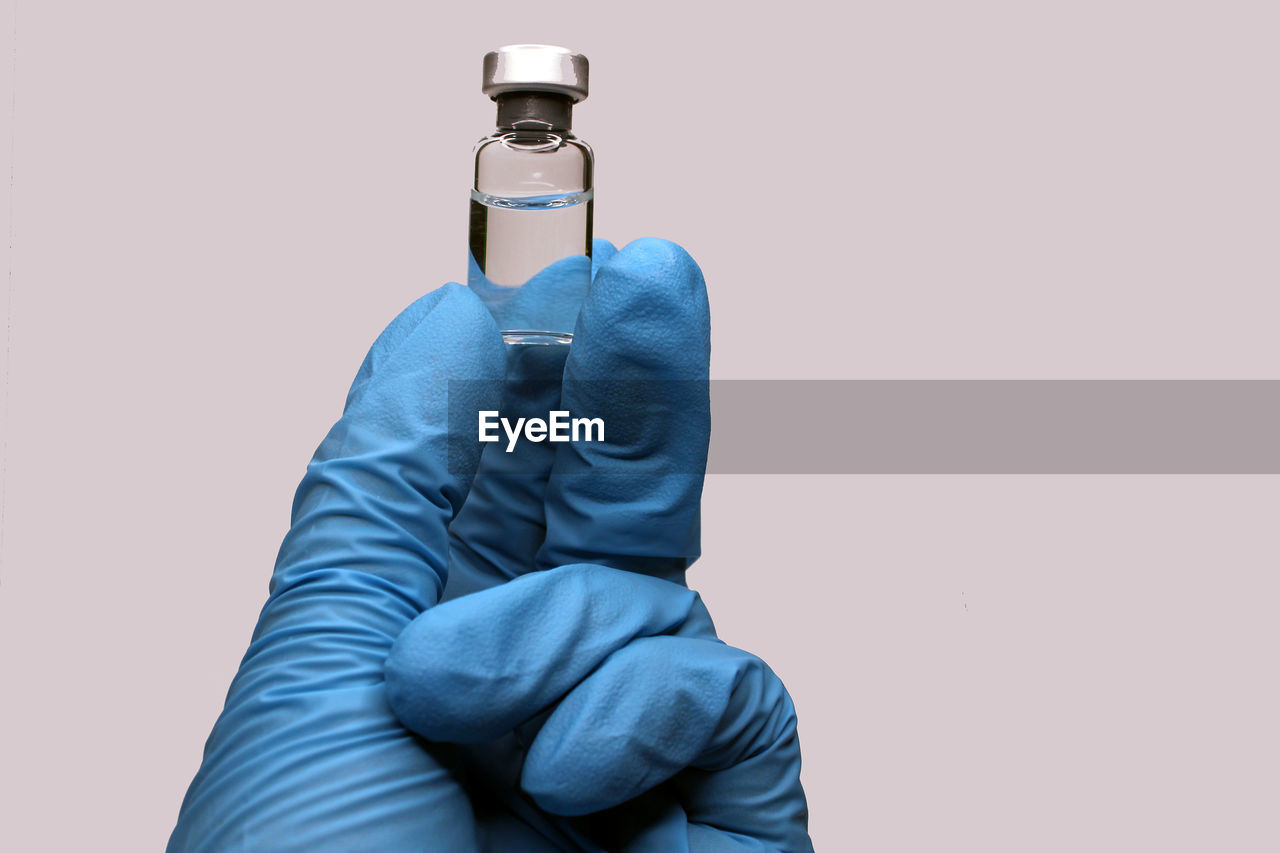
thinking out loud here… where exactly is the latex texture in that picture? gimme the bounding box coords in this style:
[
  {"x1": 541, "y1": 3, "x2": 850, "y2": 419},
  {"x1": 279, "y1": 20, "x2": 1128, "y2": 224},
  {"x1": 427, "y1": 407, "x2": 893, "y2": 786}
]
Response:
[{"x1": 168, "y1": 239, "x2": 813, "y2": 852}]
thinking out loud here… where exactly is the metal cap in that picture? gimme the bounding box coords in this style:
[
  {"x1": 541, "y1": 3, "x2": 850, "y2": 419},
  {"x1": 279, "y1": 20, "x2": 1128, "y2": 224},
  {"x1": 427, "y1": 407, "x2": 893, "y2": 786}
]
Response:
[{"x1": 482, "y1": 45, "x2": 589, "y2": 103}]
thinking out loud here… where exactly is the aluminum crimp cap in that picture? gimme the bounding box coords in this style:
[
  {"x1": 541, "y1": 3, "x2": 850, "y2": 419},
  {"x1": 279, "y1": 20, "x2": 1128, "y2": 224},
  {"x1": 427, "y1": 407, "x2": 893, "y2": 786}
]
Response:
[{"x1": 482, "y1": 44, "x2": 589, "y2": 103}]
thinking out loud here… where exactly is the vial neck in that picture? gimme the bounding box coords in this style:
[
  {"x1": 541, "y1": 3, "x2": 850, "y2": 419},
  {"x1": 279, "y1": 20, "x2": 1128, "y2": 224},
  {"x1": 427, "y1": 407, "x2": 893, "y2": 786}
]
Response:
[{"x1": 495, "y1": 92, "x2": 573, "y2": 131}]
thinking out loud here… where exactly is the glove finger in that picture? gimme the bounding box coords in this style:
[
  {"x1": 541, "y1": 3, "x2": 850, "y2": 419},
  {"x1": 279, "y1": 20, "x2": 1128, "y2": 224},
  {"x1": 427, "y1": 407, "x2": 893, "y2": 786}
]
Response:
[
  {"x1": 446, "y1": 240, "x2": 619, "y2": 599},
  {"x1": 267, "y1": 282, "x2": 505, "y2": 623},
  {"x1": 344, "y1": 286, "x2": 457, "y2": 413},
  {"x1": 590, "y1": 237, "x2": 620, "y2": 275},
  {"x1": 536, "y1": 238, "x2": 711, "y2": 582},
  {"x1": 172, "y1": 283, "x2": 505, "y2": 851},
  {"x1": 385, "y1": 563, "x2": 715, "y2": 744},
  {"x1": 524, "y1": 636, "x2": 812, "y2": 851}
]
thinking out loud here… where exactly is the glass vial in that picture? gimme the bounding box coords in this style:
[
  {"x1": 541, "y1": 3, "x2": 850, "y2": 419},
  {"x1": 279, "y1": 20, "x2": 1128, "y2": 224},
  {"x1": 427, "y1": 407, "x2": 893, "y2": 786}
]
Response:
[{"x1": 468, "y1": 45, "x2": 594, "y2": 346}]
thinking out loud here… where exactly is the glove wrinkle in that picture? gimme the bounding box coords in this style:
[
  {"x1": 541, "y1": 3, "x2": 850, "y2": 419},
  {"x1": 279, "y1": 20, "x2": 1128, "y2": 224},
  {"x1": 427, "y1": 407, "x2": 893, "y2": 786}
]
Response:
[{"x1": 169, "y1": 284, "x2": 504, "y2": 852}]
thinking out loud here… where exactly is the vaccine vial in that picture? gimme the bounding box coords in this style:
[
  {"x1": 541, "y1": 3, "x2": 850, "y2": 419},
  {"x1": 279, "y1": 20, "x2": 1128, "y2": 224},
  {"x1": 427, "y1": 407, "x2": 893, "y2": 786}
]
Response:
[{"x1": 468, "y1": 45, "x2": 594, "y2": 346}]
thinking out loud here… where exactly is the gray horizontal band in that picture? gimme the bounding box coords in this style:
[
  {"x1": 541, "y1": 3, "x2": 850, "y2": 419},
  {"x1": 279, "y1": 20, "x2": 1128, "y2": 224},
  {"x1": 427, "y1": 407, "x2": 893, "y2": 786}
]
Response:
[
  {"x1": 707, "y1": 380, "x2": 1280, "y2": 474},
  {"x1": 448, "y1": 380, "x2": 1280, "y2": 474}
]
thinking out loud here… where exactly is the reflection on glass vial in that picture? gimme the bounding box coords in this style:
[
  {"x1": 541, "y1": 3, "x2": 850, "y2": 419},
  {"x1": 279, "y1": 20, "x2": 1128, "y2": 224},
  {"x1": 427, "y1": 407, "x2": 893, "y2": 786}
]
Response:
[{"x1": 467, "y1": 46, "x2": 593, "y2": 346}]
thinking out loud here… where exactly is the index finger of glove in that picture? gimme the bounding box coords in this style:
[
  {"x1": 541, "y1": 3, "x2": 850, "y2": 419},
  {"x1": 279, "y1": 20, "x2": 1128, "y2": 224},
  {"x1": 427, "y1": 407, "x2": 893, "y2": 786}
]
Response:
[{"x1": 535, "y1": 238, "x2": 711, "y2": 582}]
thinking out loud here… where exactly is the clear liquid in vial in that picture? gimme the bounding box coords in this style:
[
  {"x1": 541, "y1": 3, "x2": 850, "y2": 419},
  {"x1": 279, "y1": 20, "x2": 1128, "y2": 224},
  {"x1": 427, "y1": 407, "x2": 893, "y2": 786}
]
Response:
[{"x1": 468, "y1": 189, "x2": 593, "y2": 346}]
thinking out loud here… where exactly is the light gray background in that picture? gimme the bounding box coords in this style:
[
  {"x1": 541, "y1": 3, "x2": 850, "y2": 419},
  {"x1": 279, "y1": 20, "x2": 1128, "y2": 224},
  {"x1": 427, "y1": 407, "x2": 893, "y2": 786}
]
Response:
[{"x1": 1, "y1": 1, "x2": 1277, "y2": 850}]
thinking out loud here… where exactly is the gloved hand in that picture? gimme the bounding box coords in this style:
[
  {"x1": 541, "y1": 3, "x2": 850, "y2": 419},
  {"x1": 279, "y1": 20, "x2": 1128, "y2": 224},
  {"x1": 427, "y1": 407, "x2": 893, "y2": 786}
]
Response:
[{"x1": 169, "y1": 239, "x2": 812, "y2": 852}]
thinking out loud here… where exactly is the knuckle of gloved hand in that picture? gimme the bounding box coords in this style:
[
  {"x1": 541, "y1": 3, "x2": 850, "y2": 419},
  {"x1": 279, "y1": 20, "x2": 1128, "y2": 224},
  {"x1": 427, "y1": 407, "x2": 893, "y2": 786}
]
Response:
[{"x1": 696, "y1": 649, "x2": 801, "y2": 771}]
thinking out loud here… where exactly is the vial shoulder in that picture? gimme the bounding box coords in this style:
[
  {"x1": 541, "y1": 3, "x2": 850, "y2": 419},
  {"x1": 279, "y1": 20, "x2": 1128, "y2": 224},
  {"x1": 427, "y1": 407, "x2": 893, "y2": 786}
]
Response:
[
  {"x1": 474, "y1": 131, "x2": 593, "y2": 195},
  {"x1": 473, "y1": 131, "x2": 592, "y2": 158}
]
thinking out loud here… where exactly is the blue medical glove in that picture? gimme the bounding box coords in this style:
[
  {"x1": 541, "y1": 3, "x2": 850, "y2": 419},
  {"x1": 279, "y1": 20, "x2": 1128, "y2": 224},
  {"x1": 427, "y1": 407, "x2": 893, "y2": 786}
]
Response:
[
  {"x1": 395, "y1": 239, "x2": 811, "y2": 851},
  {"x1": 169, "y1": 239, "x2": 812, "y2": 852}
]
